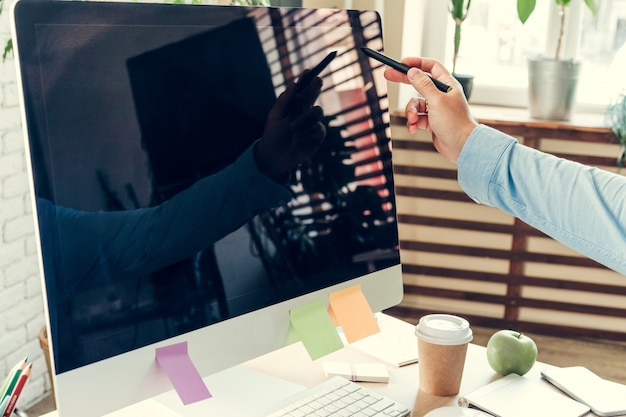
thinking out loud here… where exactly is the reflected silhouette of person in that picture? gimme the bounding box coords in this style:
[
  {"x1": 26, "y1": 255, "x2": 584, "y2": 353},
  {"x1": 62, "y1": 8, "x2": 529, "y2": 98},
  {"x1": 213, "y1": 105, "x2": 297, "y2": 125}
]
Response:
[{"x1": 38, "y1": 74, "x2": 326, "y2": 372}]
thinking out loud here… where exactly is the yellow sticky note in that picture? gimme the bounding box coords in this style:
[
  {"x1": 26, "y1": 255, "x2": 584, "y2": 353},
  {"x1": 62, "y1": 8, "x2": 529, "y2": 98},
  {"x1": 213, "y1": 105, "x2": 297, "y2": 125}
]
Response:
[{"x1": 328, "y1": 284, "x2": 379, "y2": 343}]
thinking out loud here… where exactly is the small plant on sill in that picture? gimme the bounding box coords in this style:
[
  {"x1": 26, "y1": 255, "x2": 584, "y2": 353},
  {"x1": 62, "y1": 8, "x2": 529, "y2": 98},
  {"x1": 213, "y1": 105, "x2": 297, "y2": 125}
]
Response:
[
  {"x1": 448, "y1": 0, "x2": 474, "y2": 99},
  {"x1": 449, "y1": 0, "x2": 471, "y2": 75},
  {"x1": 606, "y1": 91, "x2": 626, "y2": 171}
]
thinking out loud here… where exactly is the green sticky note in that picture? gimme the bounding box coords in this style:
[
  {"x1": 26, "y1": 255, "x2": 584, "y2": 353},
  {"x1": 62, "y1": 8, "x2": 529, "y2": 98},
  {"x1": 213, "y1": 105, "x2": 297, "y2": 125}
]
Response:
[
  {"x1": 289, "y1": 299, "x2": 344, "y2": 360},
  {"x1": 284, "y1": 322, "x2": 301, "y2": 346}
]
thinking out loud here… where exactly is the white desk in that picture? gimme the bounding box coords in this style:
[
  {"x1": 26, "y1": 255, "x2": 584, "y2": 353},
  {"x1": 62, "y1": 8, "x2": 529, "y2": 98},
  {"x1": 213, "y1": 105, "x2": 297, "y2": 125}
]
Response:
[{"x1": 40, "y1": 315, "x2": 590, "y2": 417}]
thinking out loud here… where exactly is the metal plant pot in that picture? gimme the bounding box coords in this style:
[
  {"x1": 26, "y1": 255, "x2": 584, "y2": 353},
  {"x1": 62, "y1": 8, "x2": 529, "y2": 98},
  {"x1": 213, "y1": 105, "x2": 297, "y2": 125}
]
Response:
[
  {"x1": 527, "y1": 58, "x2": 581, "y2": 121},
  {"x1": 453, "y1": 73, "x2": 474, "y2": 100}
]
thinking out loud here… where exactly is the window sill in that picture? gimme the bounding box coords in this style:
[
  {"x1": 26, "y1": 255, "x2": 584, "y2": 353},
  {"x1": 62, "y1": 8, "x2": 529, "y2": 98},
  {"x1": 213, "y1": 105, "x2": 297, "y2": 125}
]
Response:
[
  {"x1": 469, "y1": 104, "x2": 610, "y2": 132},
  {"x1": 391, "y1": 104, "x2": 612, "y2": 134}
]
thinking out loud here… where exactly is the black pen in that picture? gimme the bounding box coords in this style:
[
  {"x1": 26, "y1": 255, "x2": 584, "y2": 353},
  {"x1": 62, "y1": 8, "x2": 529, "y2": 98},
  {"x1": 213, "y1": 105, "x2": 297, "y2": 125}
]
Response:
[
  {"x1": 296, "y1": 50, "x2": 337, "y2": 91},
  {"x1": 360, "y1": 47, "x2": 451, "y2": 93}
]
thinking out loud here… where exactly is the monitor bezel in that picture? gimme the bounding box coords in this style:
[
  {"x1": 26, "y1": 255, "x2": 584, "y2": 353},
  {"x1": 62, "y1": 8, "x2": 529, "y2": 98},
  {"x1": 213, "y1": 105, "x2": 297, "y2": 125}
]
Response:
[{"x1": 10, "y1": 1, "x2": 404, "y2": 416}]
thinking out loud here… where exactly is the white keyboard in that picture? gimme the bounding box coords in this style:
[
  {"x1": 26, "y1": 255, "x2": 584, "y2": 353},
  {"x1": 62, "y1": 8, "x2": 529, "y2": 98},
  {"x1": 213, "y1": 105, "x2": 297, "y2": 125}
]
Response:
[{"x1": 260, "y1": 376, "x2": 411, "y2": 417}]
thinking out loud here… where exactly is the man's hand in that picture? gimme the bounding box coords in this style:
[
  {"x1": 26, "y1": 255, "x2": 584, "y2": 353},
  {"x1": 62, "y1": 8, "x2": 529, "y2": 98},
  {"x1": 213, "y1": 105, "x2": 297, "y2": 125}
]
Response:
[{"x1": 384, "y1": 57, "x2": 477, "y2": 163}]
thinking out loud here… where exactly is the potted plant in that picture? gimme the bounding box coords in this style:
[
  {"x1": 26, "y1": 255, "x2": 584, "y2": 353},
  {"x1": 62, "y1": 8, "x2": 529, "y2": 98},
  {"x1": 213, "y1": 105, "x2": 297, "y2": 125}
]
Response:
[
  {"x1": 517, "y1": 0, "x2": 598, "y2": 120},
  {"x1": 1, "y1": 0, "x2": 12, "y2": 62},
  {"x1": 605, "y1": 91, "x2": 626, "y2": 171},
  {"x1": 449, "y1": 0, "x2": 473, "y2": 99}
]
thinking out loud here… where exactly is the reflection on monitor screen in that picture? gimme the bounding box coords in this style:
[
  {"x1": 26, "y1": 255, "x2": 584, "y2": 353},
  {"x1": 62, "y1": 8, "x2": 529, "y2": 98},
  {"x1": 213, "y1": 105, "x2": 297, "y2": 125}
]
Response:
[{"x1": 12, "y1": 1, "x2": 403, "y2": 416}]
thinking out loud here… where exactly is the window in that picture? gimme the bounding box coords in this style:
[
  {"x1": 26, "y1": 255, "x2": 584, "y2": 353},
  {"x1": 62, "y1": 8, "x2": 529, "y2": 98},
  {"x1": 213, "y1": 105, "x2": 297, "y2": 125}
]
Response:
[
  {"x1": 422, "y1": 0, "x2": 626, "y2": 112},
  {"x1": 579, "y1": 0, "x2": 626, "y2": 107}
]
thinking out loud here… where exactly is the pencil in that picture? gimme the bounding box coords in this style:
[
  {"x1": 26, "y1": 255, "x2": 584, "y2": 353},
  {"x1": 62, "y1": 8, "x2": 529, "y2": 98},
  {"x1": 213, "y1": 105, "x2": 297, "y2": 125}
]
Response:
[
  {"x1": 1, "y1": 363, "x2": 32, "y2": 417},
  {"x1": 296, "y1": 51, "x2": 337, "y2": 91},
  {"x1": 360, "y1": 47, "x2": 451, "y2": 93}
]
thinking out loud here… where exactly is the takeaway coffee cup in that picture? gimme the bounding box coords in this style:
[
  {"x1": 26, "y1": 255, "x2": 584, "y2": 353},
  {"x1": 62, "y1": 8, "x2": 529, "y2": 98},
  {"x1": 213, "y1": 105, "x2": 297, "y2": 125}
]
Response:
[{"x1": 415, "y1": 314, "x2": 473, "y2": 396}]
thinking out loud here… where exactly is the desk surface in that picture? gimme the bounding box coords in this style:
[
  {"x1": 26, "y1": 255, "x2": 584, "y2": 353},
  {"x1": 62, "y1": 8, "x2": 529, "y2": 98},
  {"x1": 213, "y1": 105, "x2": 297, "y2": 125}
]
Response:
[
  {"x1": 40, "y1": 315, "x2": 592, "y2": 417},
  {"x1": 244, "y1": 338, "x2": 558, "y2": 417}
]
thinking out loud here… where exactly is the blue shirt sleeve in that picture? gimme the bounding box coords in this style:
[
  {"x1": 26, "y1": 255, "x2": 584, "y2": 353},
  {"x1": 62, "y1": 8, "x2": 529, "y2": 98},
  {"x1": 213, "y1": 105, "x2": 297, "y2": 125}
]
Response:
[
  {"x1": 38, "y1": 142, "x2": 294, "y2": 372},
  {"x1": 457, "y1": 124, "x2": 626, "y2": 275},
  {"x1": 39, "y1": 142, "x2": 293, "y2": 289}
]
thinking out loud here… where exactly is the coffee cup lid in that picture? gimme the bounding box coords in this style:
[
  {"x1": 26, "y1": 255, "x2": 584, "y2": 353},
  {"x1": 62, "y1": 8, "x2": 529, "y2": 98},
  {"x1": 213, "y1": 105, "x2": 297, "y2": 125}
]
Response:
[{"x1": 415, "y1": 314, "x2": 473, "y2": 345}]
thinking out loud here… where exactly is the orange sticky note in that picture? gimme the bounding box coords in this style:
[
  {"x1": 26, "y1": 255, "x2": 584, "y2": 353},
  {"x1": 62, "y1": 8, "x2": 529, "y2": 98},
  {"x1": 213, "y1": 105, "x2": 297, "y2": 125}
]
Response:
[{"x1": 328, "y1": 284, "x2": 379, "y2": 343}]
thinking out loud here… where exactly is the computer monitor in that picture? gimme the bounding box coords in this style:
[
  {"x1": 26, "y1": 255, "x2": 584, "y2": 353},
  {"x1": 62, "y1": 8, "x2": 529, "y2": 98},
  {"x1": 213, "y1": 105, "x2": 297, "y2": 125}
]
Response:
[{"x1": 11, "y1": 1, "x2": 403, "y2": 416}]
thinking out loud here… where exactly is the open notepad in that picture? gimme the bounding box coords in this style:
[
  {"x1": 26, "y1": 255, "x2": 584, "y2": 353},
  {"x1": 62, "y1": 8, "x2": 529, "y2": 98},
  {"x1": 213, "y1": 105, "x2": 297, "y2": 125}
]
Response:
[
  {"x1": 344, "y1": 313, "x2": 419, "y2": 367},
  {"x1": 458, "y1": 373, "x2": 590, "y2": 417}
]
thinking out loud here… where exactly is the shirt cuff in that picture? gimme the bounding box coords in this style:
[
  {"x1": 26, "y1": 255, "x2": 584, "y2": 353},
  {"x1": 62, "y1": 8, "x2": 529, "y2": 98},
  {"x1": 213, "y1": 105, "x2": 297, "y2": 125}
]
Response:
[
  {"x1": 457, "y1": 124, "x2": 518, "y2": 206},
  {"x1": 231, "y1": 141, "x2": 294, "y2": 207}
]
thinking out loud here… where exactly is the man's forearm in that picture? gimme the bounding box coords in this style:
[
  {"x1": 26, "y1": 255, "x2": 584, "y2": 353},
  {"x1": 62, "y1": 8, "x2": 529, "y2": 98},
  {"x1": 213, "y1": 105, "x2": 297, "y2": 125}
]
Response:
[{"x1": 457, "y1": 124, "x2": 626, "y2": 275}]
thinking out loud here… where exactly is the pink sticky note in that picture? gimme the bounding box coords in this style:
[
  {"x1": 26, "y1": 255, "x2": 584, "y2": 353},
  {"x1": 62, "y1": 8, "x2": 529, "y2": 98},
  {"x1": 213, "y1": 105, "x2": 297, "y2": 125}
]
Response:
[{"x1": 155, "y1": 341, "x2": 211, "y2": 404}]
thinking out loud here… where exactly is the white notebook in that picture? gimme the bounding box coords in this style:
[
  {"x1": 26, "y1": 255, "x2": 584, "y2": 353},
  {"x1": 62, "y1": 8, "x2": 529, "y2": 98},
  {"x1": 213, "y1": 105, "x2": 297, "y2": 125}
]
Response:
[
  {"x1": 542, "y1": 366, "x2": 626, "y2": 417},
  {"x1": 323, "y1": 361, "x2": 390, "y2": 383},
  {"x1": 346, "y1": 313, "x2": 418, "y2": 367},
  {"x1": 458, "y1": 373, "x2": 590, "y2": 417}
]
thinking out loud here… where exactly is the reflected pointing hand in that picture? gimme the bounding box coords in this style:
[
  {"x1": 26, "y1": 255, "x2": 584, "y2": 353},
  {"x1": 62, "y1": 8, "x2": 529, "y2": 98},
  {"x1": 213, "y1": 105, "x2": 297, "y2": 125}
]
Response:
[{"x1": 255, "y1": 71, "x2": 326, "y2": 181}]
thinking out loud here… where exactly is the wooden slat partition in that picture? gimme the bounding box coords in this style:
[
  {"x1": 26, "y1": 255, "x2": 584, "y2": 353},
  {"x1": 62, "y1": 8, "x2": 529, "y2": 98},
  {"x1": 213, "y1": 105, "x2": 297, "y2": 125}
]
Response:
[{"x1": 387, "y1": 106, "x2": 626, "y2": 341}]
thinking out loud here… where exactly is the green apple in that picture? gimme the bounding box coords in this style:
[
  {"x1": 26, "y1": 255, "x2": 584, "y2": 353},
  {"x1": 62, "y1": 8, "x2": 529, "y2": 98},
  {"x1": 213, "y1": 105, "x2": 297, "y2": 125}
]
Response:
[{"x1": 486, "y1": 329, "x2": 538, "y2": 376}]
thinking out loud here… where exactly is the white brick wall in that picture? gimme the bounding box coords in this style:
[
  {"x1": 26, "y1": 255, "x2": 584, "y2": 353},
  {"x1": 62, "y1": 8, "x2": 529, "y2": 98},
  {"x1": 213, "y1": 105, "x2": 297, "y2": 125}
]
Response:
[{"x1": 0, "y1": 0, "x2": 51, "y2": 410}]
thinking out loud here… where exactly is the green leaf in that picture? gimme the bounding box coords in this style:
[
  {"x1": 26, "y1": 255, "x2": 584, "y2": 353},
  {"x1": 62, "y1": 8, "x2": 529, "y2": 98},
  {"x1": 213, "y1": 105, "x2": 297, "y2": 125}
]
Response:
[
  {"x1": 555, "y1": 0, "x2": 597, "y2": 15},
  {"x1": 2, "y1": 38, "x2": 12, "y2": 63},
  {"x1": 583, "y1": 0, "x2": 598, "y2": 16},
  {"x1": 517, "y1": 0, "x2": 536, "y2": 24},
  {"x1": 449, "y1": 0, "x2": 471, "y2": 21}
]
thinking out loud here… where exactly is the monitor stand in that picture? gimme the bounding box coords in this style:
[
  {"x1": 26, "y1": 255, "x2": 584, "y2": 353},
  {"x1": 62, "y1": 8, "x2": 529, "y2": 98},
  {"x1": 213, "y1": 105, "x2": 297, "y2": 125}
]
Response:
[{"x1": 151, "y1": 365, "x2": 305, "y2": 417}]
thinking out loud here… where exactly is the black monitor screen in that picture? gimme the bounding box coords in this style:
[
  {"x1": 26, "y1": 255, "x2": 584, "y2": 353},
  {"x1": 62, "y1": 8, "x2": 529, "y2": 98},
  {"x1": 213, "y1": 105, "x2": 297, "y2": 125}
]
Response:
[{"x1": 14, "y1": 0, "x2": 399, "y2": 373}]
